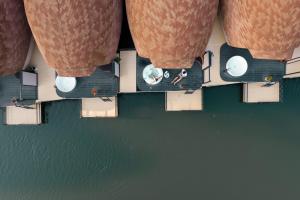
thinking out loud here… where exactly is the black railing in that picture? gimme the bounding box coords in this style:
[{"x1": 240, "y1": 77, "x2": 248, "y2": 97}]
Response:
[
  {"x1": 285, "y1": 71, "x2": 300, "y2": 76},
  {"x1": 285, "y1": 57, "x2": 300, "y2": 76},
  {"x1": 203, "y1": 51, "x2": 213, "y2": 84},
  {"x1": 244, "y1": 83, "x2": 249, "y2": 102}
]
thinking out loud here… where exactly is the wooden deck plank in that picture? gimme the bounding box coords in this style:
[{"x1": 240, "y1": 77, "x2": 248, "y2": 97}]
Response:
[
  {"x1": 120, "y1": 50, "x2": 137, "y2": 93},
  {"x1": 29, "y1": 44, "x2": 63, "y2": 102},
  {"x1": 204, "y1": 17, "x2": 237, "y2": 87},
  {"x1": 5, "y1": 103, "x2": 42, "y2": 125},
  {"x1": 81, "y1": 97, "x2": 118, "y2": 118},
  {"x1": 243, "y1": 82, "x2": 280, "y2": 103},
  {"x1": 165, "y1": 90, "x2": 203, "y2": 111}
]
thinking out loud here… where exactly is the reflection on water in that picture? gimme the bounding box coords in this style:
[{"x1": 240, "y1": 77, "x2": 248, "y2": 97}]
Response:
[{"x1": 0, "y1": 79, "x2": 300, "y2": 200}]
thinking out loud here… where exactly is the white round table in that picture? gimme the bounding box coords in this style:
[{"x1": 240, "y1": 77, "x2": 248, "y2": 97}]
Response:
[
  {"x1": 143, "y1": 64, "x2": 163, "y2": 85},
  {"x1": 55, "y1": 76, "x2": 77, "y2": 93},
  {"x1": 226, "y1": 56, "x2": 248, "y2": 77}
]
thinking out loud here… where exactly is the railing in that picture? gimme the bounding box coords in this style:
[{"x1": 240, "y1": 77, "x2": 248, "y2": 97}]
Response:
[
  {"x1": 285, "y1": 57, "x2": 300, "y2": 76},
  {"x1": 203, "y1": 51, "x2": 213, "y2": 84},
  {"x1": 285, "y1": 71, "x2": 300, "y2": 76},
  {"x1": 244, "y1": 83, "x2": 249, "y2": 102}
]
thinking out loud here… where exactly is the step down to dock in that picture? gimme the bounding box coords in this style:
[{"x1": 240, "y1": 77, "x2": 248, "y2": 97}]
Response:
[
  {"x1": 243, "y1": 82, "x2": 280, "y2": 103},
  {"x1": 5, "y1": 103, "x2": 42, "y2": 125},
  {"x1": 81, "y1": 97, "x2": 118, "y2": 118},
  {"x1": 165, "y1": 90, "x2": 203, "y2": 111},
  {"x1": 119, "y1": 50, "x2": 137, "y2": 93}
]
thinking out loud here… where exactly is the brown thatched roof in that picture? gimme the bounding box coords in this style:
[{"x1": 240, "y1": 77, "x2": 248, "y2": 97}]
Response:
[
  {"x1": 0, "y1": 0, "x2": 31, "y2": 76},
  {"x1": 24, "y1": 0, "x2": 122, "y2": 77},
  {"x1": 221, "y1": 0, "x2": 300, "y2": 60},
  {"x1": 126, "y1": 0, "x2": 219, "y2": 68}
]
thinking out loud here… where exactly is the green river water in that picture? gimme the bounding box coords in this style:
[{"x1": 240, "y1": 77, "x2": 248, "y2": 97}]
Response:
[{"x1": 0, "y1": 78, "x2": 300, "y2": 200}]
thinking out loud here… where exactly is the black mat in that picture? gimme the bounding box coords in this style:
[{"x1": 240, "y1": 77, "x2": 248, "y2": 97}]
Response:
[
  {"x1": 136, "y1": 56, "x2": 203, "y2": 92},
  {"x1": 56, "y1": 65, "x2": 119, "y2": 98},
  {"x1": 220, "y1": 43, "x2": 286, "y2": 82}
]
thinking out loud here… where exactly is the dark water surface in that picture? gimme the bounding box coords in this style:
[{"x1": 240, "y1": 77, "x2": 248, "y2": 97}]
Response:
[{"x1": 0, "y1": 79, "x2": 300, "y2": 200}]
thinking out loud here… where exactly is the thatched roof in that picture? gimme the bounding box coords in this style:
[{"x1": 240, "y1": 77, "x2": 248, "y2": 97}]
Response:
[
  {"x1": 221, "y1": 0, "x2": 300, "y2": 60},
  {"x1": 0, "y1": 0, "x2": 31, "y2": 76},
  {"x1": 24, "y1": 0, "x2": 122, "y2": 77},
  {"x1": 126, "y1": 0, "x2": 219, "y2": 68}
]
